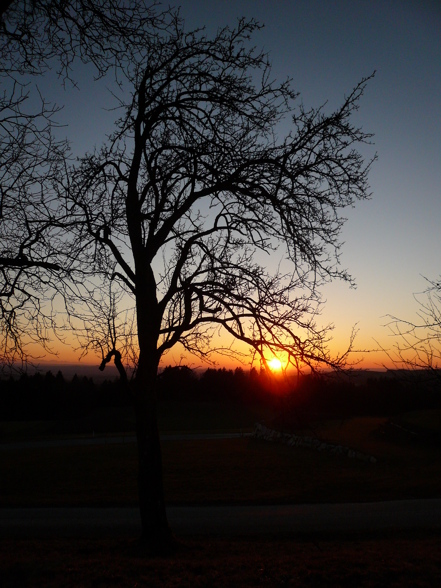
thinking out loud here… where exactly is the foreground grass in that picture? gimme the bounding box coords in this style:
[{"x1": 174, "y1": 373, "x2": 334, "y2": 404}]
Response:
[
  {"x1": 2, "y1": 417, "x2": 441, "y2": 506},
  {"x1": 1, "y1": 533, "x2": 441, "y2": 587},
  {"x1": 2, "y1": 416, "x2": 441, "y2": 584}
]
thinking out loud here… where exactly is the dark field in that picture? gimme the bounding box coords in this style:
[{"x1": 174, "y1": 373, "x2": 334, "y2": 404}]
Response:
[
  {"x1": 2, "y1": 533, "x2": 441, "y2": 587},
  {"x1": 2, "y1": 416, "x2": 441, "y2": 506},
  {"x1": 2, "y1": 406, "x2": 441, "y2": 586}
]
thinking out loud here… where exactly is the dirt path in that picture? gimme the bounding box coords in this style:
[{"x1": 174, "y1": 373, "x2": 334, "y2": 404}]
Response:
[
  {"x1": 0, "y1": 432, "x2": 251, "y2": 450},
  {"x1": 2, "y1": 499, "x2": 441, "y2": 538}
]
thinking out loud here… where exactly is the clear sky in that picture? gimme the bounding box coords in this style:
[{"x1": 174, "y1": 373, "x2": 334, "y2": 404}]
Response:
[
  {"x1": 179, "y1": 0, "x2": 441, "y2": 369},
  {"x1": 34, "y1": 0, "x2": 441, "y2": 370}
]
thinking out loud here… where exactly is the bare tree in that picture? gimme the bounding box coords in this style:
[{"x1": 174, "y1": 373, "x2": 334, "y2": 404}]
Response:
[
  {"x1": 0, "y1": 0, "x2": 167, "y2": 365},
  {"x1": 0, "y1": 0, "x2": 164, "y2": 77},
  {"x1": 57, "y1": 11, "x2": 375, "y2": 550},
  {"x1": 0, "y1": 87, "x2": 67, "y2": 366},
  {"x1": 386, "y1": 277, "x2": 441, "y2": 378}
]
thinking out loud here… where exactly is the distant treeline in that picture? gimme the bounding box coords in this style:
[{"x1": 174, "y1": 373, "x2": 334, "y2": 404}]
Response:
[
  {"x1": 0, "y1": 365, "x2": 274, "y2": 421},
  {"x1": 0, "y1": 370, "x2": 129, "y2": 421},
  {"x1": 280, "y1": 371, "x2": 441, "y2": 425},
  {"x1": 1, "y1": 365, "x2": 441, "y2": 421}
]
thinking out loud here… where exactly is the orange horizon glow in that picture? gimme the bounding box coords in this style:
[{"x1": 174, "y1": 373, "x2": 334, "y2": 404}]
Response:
[
  {"x1": 24, "y1": 330, "x2": 405, "y2": 373},
  {"x1": 32, "y1": 349, "x2": 400, "y2": 373},
  {"x1": 16, "y1": 287, "x2": 411, "y2": 375}
]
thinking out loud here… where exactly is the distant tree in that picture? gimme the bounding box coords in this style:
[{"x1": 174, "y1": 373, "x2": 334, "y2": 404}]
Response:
[
  {"x1": 387, "y1": 276, "x2": 441, "y2": 381},
  {"x1": 55, "y1": 9, "x2": 375, "y2": 550}
]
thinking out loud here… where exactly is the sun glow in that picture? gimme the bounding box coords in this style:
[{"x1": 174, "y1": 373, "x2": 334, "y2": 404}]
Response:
[{"x1": 268, "y1": 357, "x2": 283, "y2": 371}]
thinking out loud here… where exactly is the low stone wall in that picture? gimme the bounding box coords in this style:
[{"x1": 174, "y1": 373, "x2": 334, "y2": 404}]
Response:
[{"x1": 253, "y1": 422, "x2": 377, "y2": 464}]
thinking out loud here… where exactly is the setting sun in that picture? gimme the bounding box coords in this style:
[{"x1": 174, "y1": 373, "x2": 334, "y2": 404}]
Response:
[{"x1": 268, "y1": 357, "x2": 283, "y2": 371}]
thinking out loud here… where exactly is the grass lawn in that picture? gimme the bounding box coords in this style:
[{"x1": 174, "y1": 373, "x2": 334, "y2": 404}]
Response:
[
  {"x1": 2, "y1": 416, "x2": 441, "y2": 506},
  {"x1": 0, "y1": 399, "x2": 267, "y2": 441},
  {"x1": 2, "y1": 413, "x2": 441, "y2": 585}
]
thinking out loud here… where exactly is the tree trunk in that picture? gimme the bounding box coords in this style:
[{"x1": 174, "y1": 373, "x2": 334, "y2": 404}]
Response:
[{"x1": 133, "y1": 362, "x2": 174, "y2": 553}]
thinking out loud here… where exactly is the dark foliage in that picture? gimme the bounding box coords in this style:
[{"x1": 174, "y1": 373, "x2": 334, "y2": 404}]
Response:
[
  {"x1": 0, "y1": 369, "x2": 129, "y2": 420},
  {"x1": 156, "y1": 365, "x2": 269, "y2": 405},
  {"x1": 2, "y1": 367, "x2": 441, "y2": 424},
  {"x1": 0, "y1": 365, "x2": 273, "y2": 421},
  {"x1": 276, "y1": 372, "x2": 441, "y2": 431}
]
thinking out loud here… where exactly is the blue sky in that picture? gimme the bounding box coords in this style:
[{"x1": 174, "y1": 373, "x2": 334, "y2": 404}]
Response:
[
  {"x1": 175, "y1": 0, "x2": 440, "y2": 367},
  {"x1": 38, "y1": 0, "x2": 441, "y2": 368}
]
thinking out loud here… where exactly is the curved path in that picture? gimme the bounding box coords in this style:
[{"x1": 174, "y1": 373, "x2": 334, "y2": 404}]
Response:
[
  {"x1": 2, "y1": 500, "x2": 441, "y2": 538},
  {"x1": 0, "y1": 432, "x2": 251, "y2": 451}
]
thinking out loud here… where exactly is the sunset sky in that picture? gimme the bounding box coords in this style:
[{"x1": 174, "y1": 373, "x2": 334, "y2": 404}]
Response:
[{"x1": 34, "y1": 0, "x2": 441, "y2": 371}]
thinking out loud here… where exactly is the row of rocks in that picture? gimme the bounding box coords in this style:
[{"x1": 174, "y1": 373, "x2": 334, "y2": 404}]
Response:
[{"x1": 253, "y1": 422, "x2": 377, "y2": 464}]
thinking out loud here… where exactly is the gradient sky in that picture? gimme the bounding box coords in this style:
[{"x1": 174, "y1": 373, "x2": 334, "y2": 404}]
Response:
[{"x1": 36, "y1": 0, "x2": 441, "y2": 369}]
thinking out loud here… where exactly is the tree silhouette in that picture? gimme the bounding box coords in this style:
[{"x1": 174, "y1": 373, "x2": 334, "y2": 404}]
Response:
[
  {"x1": 387, "y1": 276, "x2": 441, "y2": 379},
  {"x1": 55, "y1": 10, "x2": 375, "y2": 550},
  {"x1": 0, "y1": 0, "x2": 164, "y2": 366}
]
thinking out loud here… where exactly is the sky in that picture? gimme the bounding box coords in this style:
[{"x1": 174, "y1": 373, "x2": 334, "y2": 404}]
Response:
[
  {"x1": 180, "y1": 0, "x2": 441, "y2": 370},
  {"x1": 31, "y1": 0, "x2": 441, "y2": 370}
]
